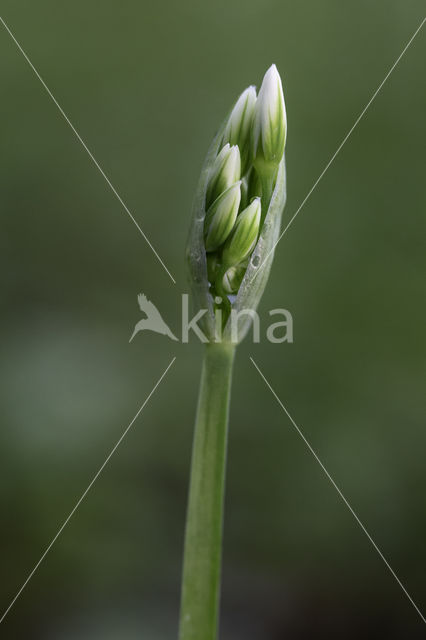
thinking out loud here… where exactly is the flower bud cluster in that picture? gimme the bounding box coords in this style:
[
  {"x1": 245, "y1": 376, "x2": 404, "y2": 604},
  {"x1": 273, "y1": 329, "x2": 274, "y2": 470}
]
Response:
[{"x1": 203, "y1": 64, "x2": 286, "y2": 300}]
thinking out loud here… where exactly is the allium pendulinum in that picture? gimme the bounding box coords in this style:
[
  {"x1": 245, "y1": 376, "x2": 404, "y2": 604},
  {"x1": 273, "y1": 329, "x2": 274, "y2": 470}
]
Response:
[{"x1": 180, "y1": 64, "x2": 287, "y2": 640}]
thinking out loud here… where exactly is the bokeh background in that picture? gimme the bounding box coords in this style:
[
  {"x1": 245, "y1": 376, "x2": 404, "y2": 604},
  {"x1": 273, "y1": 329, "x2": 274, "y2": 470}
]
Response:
[{"x1": 1, "y1": 1, "x2": 425, "y2": 637}]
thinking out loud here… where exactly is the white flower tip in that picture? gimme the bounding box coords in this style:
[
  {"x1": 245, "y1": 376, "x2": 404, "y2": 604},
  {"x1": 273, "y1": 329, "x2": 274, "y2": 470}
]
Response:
[
  {"x1": 218, "y1": 142, "x2": 231, "y2": 157},
  {"x1": 253, "y1": 64, "x2": 286, "y2": 165},
  {"x1": 223, "y1": 87, "x2": 257, "y2": 172},
  {"x1": 261, "y1": 64, "x2": 283, "y2": 99},
  {"x1": 245, "y1": 85, "x2": 257, "y2": 98},
  {"x1": 235, "y1": 85, "x2": 256, "y2": 106},
  {"x1": 248, "y1": 196, "x2": 261, "y2": 218},
  {"x1": 264, "y1": 64, "x2": 280, "y2": 84}
]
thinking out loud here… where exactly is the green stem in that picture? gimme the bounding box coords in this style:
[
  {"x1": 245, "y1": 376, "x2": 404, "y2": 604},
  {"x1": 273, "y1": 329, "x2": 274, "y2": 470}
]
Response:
[
  {"x1": 179, "y1": 342, "x2": 236, "y2": 640},
  {"x1": 260, "y1": 170, "x2": 275, "y2": 224},
  {"x1": 215, "y1": 267, "x2": 232, "y2": 331}
]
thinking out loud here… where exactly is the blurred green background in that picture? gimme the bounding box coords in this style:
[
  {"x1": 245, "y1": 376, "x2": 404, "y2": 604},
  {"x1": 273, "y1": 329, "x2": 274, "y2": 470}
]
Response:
[{"x1": 1, "y1": 1, "x2": 425, "y2": 637}]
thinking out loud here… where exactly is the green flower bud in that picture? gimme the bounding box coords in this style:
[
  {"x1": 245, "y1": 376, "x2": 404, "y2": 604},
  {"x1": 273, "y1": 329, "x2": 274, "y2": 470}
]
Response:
[
  {"x1": 221, "y1": 262, "x2": 247, "y2": 294},
  {"x1": 221, "y1": 197, "x2": 261, "y2": 268},
  {"x1": 204, "y1": 181, "x2": 241, "y2": 252},
  {"x1": 206, "y1": 143, "x2": 241, "y2": 207},
  {"x1": 252, "y1": 64, "x2": 286, "y2": 172},
  {"x1": 223, "y1": 86, "x2": 257, "y2": 174}
]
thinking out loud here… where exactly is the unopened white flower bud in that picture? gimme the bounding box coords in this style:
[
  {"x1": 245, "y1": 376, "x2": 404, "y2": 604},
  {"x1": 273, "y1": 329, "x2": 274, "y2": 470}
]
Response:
[
  {"x1": 223, "y1": 86, "x2": 257, "y2": 174},
  {"x1": 252, "y1": 64, "x2": 286, "y2": 172},
  {"x1": 206, "y1": 144, "x2": 241, "y2": 207},
  {"x1": 204, "y1": 181, "x2": 241, "y2": 252},
  {"x1": 221, "y1": 197, "x2": 261, "y2": 268}
]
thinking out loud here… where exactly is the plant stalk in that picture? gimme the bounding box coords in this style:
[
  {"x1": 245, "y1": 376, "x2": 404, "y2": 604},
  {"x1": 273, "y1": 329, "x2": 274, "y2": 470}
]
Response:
[
  {"x1": 179, "y1": 342, "x2": 236, "y2": 640},
  {"x1": 259, "y1": 169, "x2": 276, "y2": 224}
]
